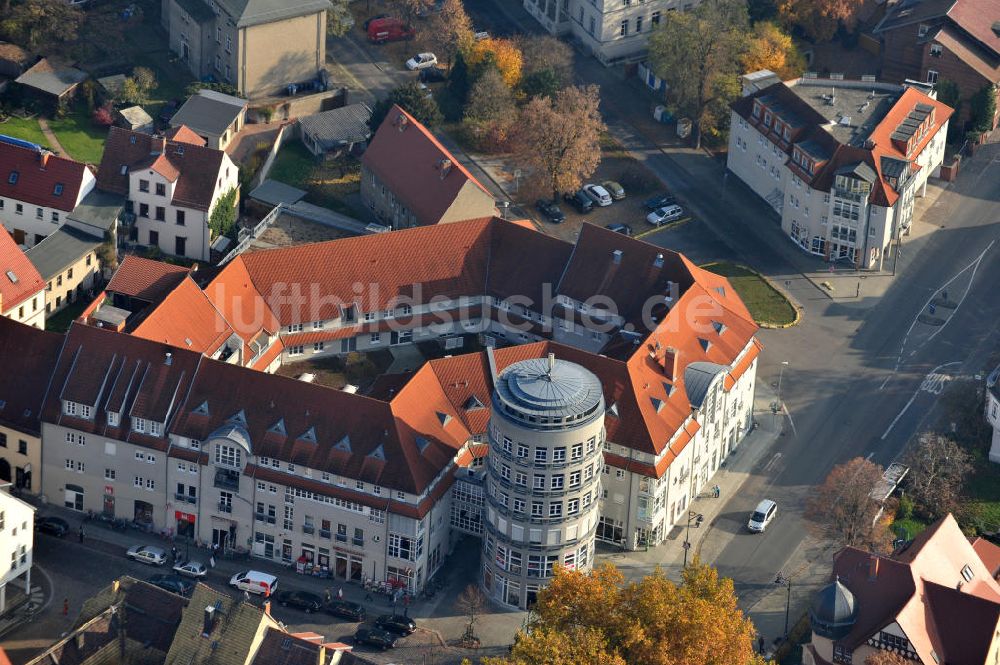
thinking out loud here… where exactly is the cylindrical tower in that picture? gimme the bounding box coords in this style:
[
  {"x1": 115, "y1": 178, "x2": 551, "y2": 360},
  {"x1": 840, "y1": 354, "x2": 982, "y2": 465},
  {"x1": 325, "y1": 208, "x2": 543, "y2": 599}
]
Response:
[{"x1": 481, "y1": 353, "x2": 605, "y2": 609}]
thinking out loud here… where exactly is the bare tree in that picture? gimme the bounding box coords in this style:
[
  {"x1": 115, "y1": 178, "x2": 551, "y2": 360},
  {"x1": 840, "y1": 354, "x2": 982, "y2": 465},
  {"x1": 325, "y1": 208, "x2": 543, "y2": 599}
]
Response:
[
  {"x1": 513, "y1": 85, "x2": 605, "y2": 202},
  {"x1": 865, "y1": 651, "x2": 909, "y2": 665},
  {"x1": 904, "y1": 432, "x2": 973, "y2": 520},
  {"x1": 464, "y1": 67, "x2": 516, "y2": 150},
  {"x1": 514, "y1": 34, "x2": 574, "y2": 85},
  {"x1": 455, "y1": 584, "x2": 487, "y2": 641},
  {"x1": 806, "y1": 457, "x2": 892, "y2": 552}
]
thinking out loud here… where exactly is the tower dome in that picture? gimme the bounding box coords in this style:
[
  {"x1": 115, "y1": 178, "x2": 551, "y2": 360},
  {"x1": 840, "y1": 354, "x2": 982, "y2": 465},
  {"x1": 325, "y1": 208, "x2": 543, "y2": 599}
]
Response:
[{"x1": 810, "y1": 578, "x2": 859, "y2": 640}]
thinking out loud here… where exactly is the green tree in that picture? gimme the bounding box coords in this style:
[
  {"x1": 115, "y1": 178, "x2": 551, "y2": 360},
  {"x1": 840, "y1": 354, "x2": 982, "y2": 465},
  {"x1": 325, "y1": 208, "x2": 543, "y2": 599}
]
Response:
[
  {"x1": 208, "y1": 187, "x2": 239, "y2": 240},
  {"x1": 121, "y1": 66, "x2": 157, "y2": 106},
  {"x1": 464, "y1": 66, "x2": 515, "y2": 150},
  {"x1": 520, "y1": 68, "x2": 561, "y2": 100},
  {"x1": 648, "y1": 0, "x2": 749, "y2": 148},
  {"x1": 186, "y1": 81, "x2": 240, "y2": 97},
  {"x1": 448, "y1": 51, "x2": 471, "y2": 106},
  {"x1": 369, "y1": 81, "x2": 443, "y2": 130},
  {"x1": 1, "y1": 0, "x2": 82, "y2": 50},
  {"x1": 935, "y1": 79, "x2": 962, "y2": 140},
  {"x1": 969, "y1": 84, "x2": 997, "y2": 133}
]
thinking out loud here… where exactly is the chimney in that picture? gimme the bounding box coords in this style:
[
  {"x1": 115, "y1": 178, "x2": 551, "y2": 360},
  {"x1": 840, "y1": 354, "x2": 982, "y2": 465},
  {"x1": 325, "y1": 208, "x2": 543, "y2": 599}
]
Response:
[
  {"x1": 203, "y1": 605, "x2": 217, "y2": 636},
  {"x1": 39, "y1": 150, "x2": 50, "y2": 169},
  {"x1": 663, "y1": 346, "x2": 679, "y2": 380},
  {"x1": 868, "y1": 555, "x2": 879, "y2": 580},
  {"x1": 263, "y1": 600, "x2": 271, "y2": 616},
  {"x1": 317, "y1": 646, "x2": 326, "y2": 665},
  {"x1": 439, "y1": 159, "x2": 452, "y2": 178},
  {"x1": 612, "y1": 249, "x2": 623, "y2": 265},
  {"x1": 165, "y1": 352, "x2": 173, "y2": 366},
  {"x1": 654, "y1": 253, "x2": 664, "y2": 268},
  {"x1": 547, "y1": 352, "x2": 556, "y2": 374}
]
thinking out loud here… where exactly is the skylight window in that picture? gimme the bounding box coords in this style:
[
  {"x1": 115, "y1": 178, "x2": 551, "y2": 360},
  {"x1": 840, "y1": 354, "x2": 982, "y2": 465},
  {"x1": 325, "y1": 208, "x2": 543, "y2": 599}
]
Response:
[
  {"x1": 8, "y1": 171, "x2": 18, "y2": 184},
  {"x1": 119, "y1": 165, "x2": 128, "y2": 176},
  {"x1": 6, "y1": 270, "x2": 17, "y2": 284},
  {"x1": 53, "y1": 183, "x2": 64, "y2": 196}
]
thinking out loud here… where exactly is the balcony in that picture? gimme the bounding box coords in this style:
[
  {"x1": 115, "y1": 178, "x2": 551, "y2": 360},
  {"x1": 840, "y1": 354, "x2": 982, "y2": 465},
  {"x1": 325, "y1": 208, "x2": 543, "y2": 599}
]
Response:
[
  {"x1": 302, "y1": 524, "x2": 315, "y2": 535},
  {"x1": 320, "y1": 529, "x2": 331, "y2": 539},
  {"x1": 214, "y1": 468, "x2": 240, "y2": 491},
  {"x1": 218, "y1": 501, "x2": 232, "y2": 514}
]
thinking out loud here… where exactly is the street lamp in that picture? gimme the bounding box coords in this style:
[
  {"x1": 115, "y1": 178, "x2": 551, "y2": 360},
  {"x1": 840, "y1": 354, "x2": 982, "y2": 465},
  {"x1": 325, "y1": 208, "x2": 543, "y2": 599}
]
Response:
[
  {"x1": 776, "y1": 361, "x2": 789, "y2": 413},
  {"x1": 774, "y1": 572, "x2": 792, "y2": 640}
]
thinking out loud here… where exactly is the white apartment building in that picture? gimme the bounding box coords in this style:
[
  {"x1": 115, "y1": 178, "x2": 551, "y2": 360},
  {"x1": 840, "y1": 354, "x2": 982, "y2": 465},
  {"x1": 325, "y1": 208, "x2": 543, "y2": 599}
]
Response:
[
  {"x1": 0, "y1": 482, "x2": 35, "y2": 613},
  {"x1": 525, "y1": 0, "x2": 687, "y2": 65},
  {"x1": 0, "y1": 141, "x2": 96, "y2": 249},
  {"x1": 95, "y1": 127, "x2": 239, "y2": 262},
  {"x1": 727, "y1": 70, "x2": 952, "y2": 270},
  {"x1": 987, "y1": 365, "x2": 1000, "y2": 464}
]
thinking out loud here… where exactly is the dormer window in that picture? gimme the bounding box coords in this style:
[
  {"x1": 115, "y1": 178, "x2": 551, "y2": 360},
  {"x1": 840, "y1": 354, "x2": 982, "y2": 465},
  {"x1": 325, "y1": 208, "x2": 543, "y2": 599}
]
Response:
[
  {"x1": 764, "y1": 111, "x2": 772, "y2": 127},
  {"x1": 63, "y1": 401, "x2": 90, "y2": 418},
  {"x1": 133, "y1": 417, "x2": 147, "y2": 433},
  {"x1": 752, "y1": 101, "x2": 762, "y2": 119},
  {"x1": 215, "y1": 443, "x2": 242, "y2": 469},
  {"x1": 961, "y1": 564, "x2": 974, "y2": 582},
  {"x1": 107, "y1": 411, "x2": 120, "y2": 426}
]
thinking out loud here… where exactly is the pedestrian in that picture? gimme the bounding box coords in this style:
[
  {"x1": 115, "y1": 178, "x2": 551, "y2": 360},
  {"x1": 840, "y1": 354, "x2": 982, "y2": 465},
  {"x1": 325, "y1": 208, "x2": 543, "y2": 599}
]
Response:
[
  {"x1": 714, "y1": 485, "x2": 721, "y2": 498},
  {"x1": 171, "y1": 546, "x2": 178, "y2": 561},
  {"x1": 78, "y1": 526, "x2": 84, "y2": 543},
  {"x1": 337, "y1": 586, "x2": 343, "y2": 600},
  {"x1": 324, "y1": 588, "x2": 332, "y2": 604}
]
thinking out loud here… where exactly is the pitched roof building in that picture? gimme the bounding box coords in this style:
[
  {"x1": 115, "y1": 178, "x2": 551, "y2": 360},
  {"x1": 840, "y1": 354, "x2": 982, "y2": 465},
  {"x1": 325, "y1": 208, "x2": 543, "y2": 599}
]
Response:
[
  {"x1": 169, "y1": 89, "x2": 248, "y2": 151},
  {"x1": 360, "y1": 105, "x2": 497, "y2": 229},
  {"x1": 0, "y1": 226, "x2": 46, "y2": 328},
  {"x1": 804, "y1": 514, "x2": 1000, "y2": 665},
  {"x1": 728, "y1": 72, "x2": 953, "y2": 269}
]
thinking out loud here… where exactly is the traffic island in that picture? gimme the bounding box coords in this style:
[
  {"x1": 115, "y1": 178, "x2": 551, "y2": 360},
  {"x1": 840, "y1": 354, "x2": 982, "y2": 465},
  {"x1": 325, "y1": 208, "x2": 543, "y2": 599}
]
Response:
[{"x1": 701, "y1": 261, "x2": 800, "y2": 328}]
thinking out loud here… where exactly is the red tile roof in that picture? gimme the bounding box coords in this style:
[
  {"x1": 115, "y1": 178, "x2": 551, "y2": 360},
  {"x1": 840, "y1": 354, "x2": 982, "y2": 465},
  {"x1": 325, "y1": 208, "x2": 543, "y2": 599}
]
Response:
[
  {"x1": 971, "y1": 537, "x2": 1000, "y2": 580},
  {"x1": 0, "y1": 226, "x2": 45, "y2": 313},
  {"x1": 106, "y1": 255, "x2": 190, "y2": 302},
  {"x1": 947, "y1": 0, "x2": 1000, "y2": 58},
  {"x1": 96, "y1": 126, "x2": 227, "y2": 211},
  {"x1": 361, "y1": 104, "x2": 495, "y2": 226},
  {"x1": 130, "y1": 276, "x2": 234, "y2": 355},
  {"x1": 0, "y1": 140, "x2": 92, "y2": 211},
  {"x1": 0, "y1": 316, "x2": 63, "y2": 434},
  {"x1": 204, "y1": 257, "x2": 282, "y2": 366},
  {"x1": 165, "y1": 125, "x2": 208, "y2": 147}
]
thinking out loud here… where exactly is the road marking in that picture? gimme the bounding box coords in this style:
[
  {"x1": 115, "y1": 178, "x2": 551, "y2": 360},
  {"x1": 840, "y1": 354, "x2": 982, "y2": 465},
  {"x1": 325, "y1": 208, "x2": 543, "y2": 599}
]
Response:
[
  {"x1": 782, "y1": 403, "x2": 798, "y2": 438},
  {"x1": 879, "y1": 375, "x2": 891, "y2": 391},
  {"x1": 925, "y1": 239, "x2": 994, "y2": 345},
  {"x1": 762, "y1": 452, "x2": 783, "y2": 472},
  {"x1": 865, "y1": 452, "x2": 874, "y2": 460},
  {"x1": 919, "y1": 373, "x2": 949, "y2": 395},
  {"x1": 881, "y1": 361, "x2": 961, "y2": 440}
]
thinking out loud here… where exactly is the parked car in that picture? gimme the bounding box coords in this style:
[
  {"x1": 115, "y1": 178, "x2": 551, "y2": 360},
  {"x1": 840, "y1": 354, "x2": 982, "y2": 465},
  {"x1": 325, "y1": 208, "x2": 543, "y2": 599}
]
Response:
[
  {"x1": 563, "y1": 189, "x2": 594, "y2": 214},
  {"x1": 354, "y1": 626, "x2": 397, "y2": 650},
  {"x1": 747, "y1": 499, "x2": 778, "y2": 533},
  {"x1": 643, "y1": 192, "x2": 676, "y2": 210},
  {"x1": 406, "y1": 53, "x2": 438, "y2": 70},
  {"x1": 583, "y1": 183, "x2": 613, "y2": 207},
  {"x1": 147, "y1": 574, "x2": 194, "y2": 596},
  {"x1": 535, "y1": 199, "x2": 566, "y2": 224},
  {"x1": 326, "y1": 599, "x2": 367, "y2": 621},
  {"x1": 172, "y1": 560, "x2": 208, "y2": 578},
  {"x1": 35, "y1": 516, "x2": 69, "y2": 537},
  {"x1": 229, "y1": 570, "x2": 278, "y2": 596},
  {"x1": 419, "y1": 66, "x2": 448, "y2": 83},
  {"x1": 126, "y1": 544, "x2": 168, "y2": 566},
  {"x1": 275, "y1": 589, "x2": 325, "y2": 613},
  {"x1": 375, "y1": 614, "x2": 417, "y2": 635},
  {"x1": 602, "y1": 180, "x2": 626, "y2": 200},
  {"x1": 606, "y1": 223, "x2": 633, "y2": 236},
  {"x1": 646, "y1": 204, "x2": 684, "y2": 226},
  {"x1": 363, "y1": 13, "x2": 389, "y2": 30},
  {"x1": 367, "y1": 17, "x2": 414, "y2": 43}
]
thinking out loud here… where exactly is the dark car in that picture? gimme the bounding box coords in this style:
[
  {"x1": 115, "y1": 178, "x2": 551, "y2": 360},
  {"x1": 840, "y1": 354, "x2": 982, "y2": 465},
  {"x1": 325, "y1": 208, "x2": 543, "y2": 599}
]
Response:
[
  {"x1": 326, "y1": 599, "x2": 367, "y2": 621},
  {"x1": 35, "y1": 516, "x2": 70, "y2": 537},
  {"x1": 375, "y1": 614, "x2": 417, "y2": 635},
  {"x1": 419, "y1": 66, "x2": 448, "y2": 83},
  {"x1": 606, "y1": 223, "x2": 633, "y2": 236},
  {"x1": 363, "y1": 13, "x2": 389, "y2": 29},
  {"x1": 563, "y1": 189, "x2": 594, "y2": 214},
  {"x1": 147, "y1": 574, "x2": 194, "y2": 596},
  {"x1": 535, "y1": 199, "x2": 566, "y2": 224},
  {"x1": 354, "y1": 626, "x2": 397, "y2": 650},
  {"x1": 275, "y1": 589, "x2": 324, "y2": 613},
  {"x1": 643, "y1": 193, "x2": 676, "y2": 211}
]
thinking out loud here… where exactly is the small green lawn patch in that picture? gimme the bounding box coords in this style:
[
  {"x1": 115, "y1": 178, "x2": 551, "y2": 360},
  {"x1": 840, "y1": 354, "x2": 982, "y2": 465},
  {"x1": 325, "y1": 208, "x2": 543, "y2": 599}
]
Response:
[
  {"x1": 45, "y1": 297, "x2": 92, "y2": 333},
  {"x1": 269, "y1": 141, "x2": 317, "y2": 187},
  {"x1": 0, "y1": 115, "x2": 50, "y2": 149},
  {"x1": 701, "y1": 261, "x2": 798, "y2": 327},
  {"x1": 892, "y1": 516, "x2": 929, "y2": 540},
  {"x1": 269, "y1": 142, "x2": 361, "y2": 216},
  {"x1": 48, "y1": 106, "x2": 107, "y2": 164}
]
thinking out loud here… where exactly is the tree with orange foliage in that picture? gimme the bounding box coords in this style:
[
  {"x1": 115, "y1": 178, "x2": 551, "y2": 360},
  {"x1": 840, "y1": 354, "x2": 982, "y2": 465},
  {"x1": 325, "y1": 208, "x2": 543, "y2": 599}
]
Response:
[
  {"x1": 775, "y1": 0, "x2": 865, "y2": 42},
  {"x1": 466, "y1": 37, "x2": 523, "y2": 88},
  {"x1": 806, "y1": 457, "x2": 893, "y2": 553},
  {"x1": 741, "y1": 22, "x2": 806, "y2": 80},
  {"x1": 483, "y1": 562, "x2": 772, "y2": 665}
]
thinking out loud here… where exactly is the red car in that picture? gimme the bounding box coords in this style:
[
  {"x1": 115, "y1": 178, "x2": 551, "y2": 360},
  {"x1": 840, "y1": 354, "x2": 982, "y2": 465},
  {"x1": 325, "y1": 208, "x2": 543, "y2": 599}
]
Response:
[{"x1": 367, "y1": 17, "x2": 414, "y2": 43}]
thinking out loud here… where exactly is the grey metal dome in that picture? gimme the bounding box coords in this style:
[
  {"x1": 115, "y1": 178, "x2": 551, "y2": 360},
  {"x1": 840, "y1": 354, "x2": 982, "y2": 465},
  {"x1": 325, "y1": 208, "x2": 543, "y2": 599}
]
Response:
[
  {"x1": 493, "y1": 354, "x2": 604, "y2": 428},
  {"x1": 810, "y1": 579, "x2": 859, "y2": 640}
]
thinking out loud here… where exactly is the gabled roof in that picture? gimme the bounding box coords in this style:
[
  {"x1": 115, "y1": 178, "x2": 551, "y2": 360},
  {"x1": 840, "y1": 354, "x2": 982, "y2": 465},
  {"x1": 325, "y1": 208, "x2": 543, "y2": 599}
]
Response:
[
  {"x1": 299, "y1": 103, "x2": 373, "y2": 149},
  {"x1": 215, "y1": 0, "x2": 331, "y2": 28},
  {"x1": 971, "y1": 536, "x2": 1000, "y2": 580},
  {"x1": 15, "y1": 58, "x2": 86, "y2": 97},
  {"x1": 25, "y1": 224, "x2": 102, "y2": 281},
  {"x1": 106, "y1": 254, "x2": 190, "y2": 302},
  {"x1": 170, "y1": 90, "x2": 248, "y2": 137},
  {"x1": 873, "y1": 0, "x2": 954, "y2": 34},
  {"x1": 0, "y1": 226, "x2": 45, "y2": 313},
  {"x1": 96, "y1": 126, "x2": 227, "y2": 211},
  {"x1": 165, "y1": 124, "x2": 209, "y2": 147},
  {"x1": 253, "y1": 628, "x2": 351, "y2": 665},
  {"x1": 361, "y1": 104, "x2": 495, "y2": 226},
  {"x1": 130, "y1": 275, "x2": 235, "y2": 356},
  {"x1": 946, "y1": 0, "x2": 1000, "y2": 58},
  {"x1": 0, "y1": 317, "x2": 63, "y2": 435},
  {"x1": 0, "y1": 139, "x2": 92, "y2": 211}
]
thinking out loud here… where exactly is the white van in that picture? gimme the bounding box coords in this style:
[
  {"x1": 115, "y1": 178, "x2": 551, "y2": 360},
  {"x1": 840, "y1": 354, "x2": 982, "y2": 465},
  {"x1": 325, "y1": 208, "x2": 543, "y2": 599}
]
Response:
[
  {"x1": 747, "y1": 499, "x2": 777, "y2": 533},
  {"x1": 229, "y1": 570, "x2": 278, "y2": 596}
]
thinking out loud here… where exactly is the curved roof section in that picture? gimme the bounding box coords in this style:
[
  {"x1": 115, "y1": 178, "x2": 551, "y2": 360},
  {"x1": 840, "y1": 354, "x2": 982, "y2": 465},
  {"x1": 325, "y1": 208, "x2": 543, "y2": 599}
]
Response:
[
  {"x1": 683, "y1": 362, "x2": 729, "y2": 409},
  {"x1": 494, "y1": 355, "x2": 604, "y2": 424},
  {"x1": 206, "y1": 423, "x2": 253, "y2": 455},
  {"x1": 810, "y1": 579, "x2": 858, "y2": 640}
]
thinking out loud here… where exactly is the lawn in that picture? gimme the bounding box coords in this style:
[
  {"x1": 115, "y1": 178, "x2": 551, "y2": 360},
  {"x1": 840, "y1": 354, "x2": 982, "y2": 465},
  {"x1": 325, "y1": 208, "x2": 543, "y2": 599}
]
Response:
[
  {"x1": 45, "y1": 297, "x2": 92, "y2": 333},
  {"x1": 0, "y1": 115, "x2": 50, "y2": 149},
  {"x1": 48, "y1": 106, "x2": 107, "y2": 164},
  {"x1": 701, "y1": 261, "x2": 798, "y2": 327},
  {"x1": 269, "y1": 142, "x2": 362, "y2": 217},
  {"x1": 892, "y1": 516, "x2": 929, "y2": 540}
]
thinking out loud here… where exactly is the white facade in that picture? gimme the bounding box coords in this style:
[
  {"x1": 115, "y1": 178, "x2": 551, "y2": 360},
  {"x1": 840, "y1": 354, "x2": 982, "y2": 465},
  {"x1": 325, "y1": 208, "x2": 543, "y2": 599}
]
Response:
[
  {"x1": 0, "y1": 483, "x2": 34, "y2": 613},
  {"x1": 987, "y1": 367, "x2": 1000, "y2": 464},
  {"x1": 0, "y1": 171, "x2": 96, "y2": 249},
  {"x1": 129, "y1": 156, "x2": 238, "y2": 262},
  {"x1": 2, "y1": 289, "x2": 45, "y2": 330},
  {"x1": 526, "y1": 0, "x2": 690, "y2": 65}
]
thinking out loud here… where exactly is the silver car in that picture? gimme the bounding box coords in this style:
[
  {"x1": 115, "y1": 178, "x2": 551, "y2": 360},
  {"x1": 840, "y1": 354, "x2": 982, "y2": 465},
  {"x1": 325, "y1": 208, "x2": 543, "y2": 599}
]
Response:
[
  {"x1": 173, "y1": 560, "x2": 209, "y2": 578},
  {"x1": 126, "y1": 544, "x2": 168, "y2": 566}
]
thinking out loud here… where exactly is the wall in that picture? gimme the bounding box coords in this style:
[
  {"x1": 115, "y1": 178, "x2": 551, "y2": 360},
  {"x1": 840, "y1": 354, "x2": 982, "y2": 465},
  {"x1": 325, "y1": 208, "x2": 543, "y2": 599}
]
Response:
[
  {"x1": 169, "y1": 1, "x2": 210, "y2": 80},
  {"x1": 0, "y1": 427, "x2": 40, "y2": 493},
  {"x1": 255, "y1": 88, "x2": 346, "y2": 122},
  {"x1": 42, "y1": 248, "x2": 100, "y2": 315},
  {"x1": 566, "y1": 0, "x2": 686, "y2": 65},
  {"x1": 0, "y1": 489, "x2": 34, "y2": 612},
  {"x1": 250, "y1": 122, "x2": 295, "y2": 191},
  {"x1": 438, "y1": 181, "x2": 499, "y2": 226},
  {"x1": 239, "y1": 12, "x2": 326, "y2": 99}
]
